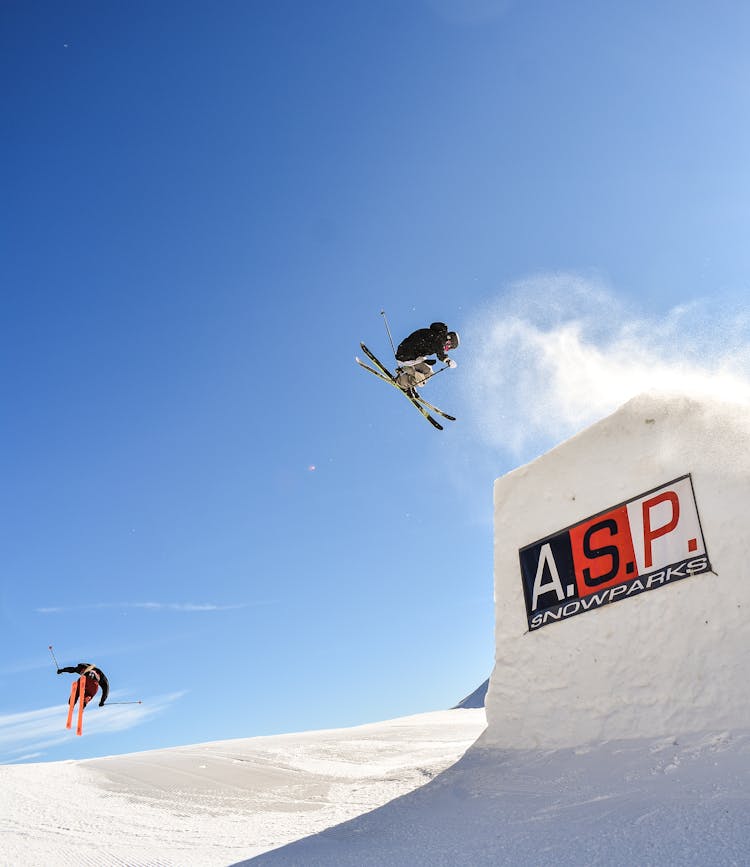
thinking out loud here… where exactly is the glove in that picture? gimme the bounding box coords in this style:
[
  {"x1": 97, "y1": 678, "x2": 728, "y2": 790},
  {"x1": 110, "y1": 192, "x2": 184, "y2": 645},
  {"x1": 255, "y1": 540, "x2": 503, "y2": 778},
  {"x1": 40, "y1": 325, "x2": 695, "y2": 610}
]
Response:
[
  {"x1": 56, "y1": 668, "x2": 62, "y2": 674},
  {"x1": 445, "y1": 358, "x2": 457, "y2": 369},
  {"x1": 99, "y1": 700, "x2": 105, "y2": 707}
]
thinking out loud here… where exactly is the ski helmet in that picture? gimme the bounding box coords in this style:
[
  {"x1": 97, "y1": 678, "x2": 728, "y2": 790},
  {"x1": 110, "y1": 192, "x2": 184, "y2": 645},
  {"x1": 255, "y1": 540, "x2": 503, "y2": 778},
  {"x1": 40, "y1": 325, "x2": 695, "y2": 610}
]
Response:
[{"x1": 445, "y1": 331, "x2": 460, "y2": 350}]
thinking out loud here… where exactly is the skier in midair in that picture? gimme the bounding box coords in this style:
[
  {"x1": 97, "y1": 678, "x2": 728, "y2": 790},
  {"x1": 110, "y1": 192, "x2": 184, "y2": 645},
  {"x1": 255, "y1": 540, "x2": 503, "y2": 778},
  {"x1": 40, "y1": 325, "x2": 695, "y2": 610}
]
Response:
[
  {"x1": 58, "y1": 662, "x2": 109, "y2": 708},
  {"x1": 394, "y1": 322, "x2": 460, "y2": 395}
]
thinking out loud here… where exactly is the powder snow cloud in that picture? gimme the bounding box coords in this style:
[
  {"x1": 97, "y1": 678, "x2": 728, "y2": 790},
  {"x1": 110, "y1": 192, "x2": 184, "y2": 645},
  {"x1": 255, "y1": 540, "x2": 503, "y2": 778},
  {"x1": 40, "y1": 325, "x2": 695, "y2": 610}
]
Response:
[{"x1": 462, "y1": 272, "x2": 750, "y2": 458}]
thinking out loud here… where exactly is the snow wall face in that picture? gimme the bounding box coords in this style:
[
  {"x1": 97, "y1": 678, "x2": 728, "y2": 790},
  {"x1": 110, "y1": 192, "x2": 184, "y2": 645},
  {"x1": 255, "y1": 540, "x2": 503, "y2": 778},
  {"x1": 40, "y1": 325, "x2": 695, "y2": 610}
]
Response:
[{"x1": 485, "y1": 394, "x2": 750, "y2": 749}]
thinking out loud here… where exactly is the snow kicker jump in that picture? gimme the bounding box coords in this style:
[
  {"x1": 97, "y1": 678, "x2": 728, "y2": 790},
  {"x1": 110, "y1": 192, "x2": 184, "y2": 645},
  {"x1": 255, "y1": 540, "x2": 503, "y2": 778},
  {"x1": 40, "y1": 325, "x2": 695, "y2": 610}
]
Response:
[{"x1": 486, "y1": 393, "x2": 750, "y2": 749}]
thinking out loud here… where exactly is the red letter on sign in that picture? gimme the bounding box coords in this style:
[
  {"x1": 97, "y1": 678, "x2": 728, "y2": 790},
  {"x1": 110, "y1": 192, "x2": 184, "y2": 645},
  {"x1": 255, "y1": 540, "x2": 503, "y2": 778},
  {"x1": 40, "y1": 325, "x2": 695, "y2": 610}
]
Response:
[{"x1": 642, "y1": 491, "x2": 680, "y2": 568}]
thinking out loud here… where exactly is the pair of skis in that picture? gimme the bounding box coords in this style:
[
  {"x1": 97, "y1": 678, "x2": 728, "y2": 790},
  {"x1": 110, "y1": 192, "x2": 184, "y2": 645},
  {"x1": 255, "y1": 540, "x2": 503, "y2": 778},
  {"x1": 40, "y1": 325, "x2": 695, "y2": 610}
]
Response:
[
  {"x1": 66, "y1": 677, "x2": 87, "y2": 736},
  {"x1": 355, "y1": 343, "x2": 455, "y2": 430}
]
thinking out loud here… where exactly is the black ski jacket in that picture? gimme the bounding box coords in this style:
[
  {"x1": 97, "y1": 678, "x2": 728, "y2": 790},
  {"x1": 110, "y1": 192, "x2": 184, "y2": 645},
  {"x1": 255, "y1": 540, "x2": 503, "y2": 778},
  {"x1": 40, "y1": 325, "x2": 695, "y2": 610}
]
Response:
[
  {"x1": 58, "y1": 664, "x2": 110, "y2": 706},
  {"x1": 396, "y1": 322, "x2": 450, "y2": 362}
]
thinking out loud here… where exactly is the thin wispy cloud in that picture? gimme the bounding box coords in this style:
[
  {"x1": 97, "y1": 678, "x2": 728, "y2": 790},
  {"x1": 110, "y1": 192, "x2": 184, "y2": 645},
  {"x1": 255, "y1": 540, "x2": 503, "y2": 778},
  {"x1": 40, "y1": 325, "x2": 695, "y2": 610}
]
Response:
[
  {"x1": 0, "y1": 691, "x2": 185, "y2": 763},
  {"x1": 36, "y1": 601, "x2": 255, "y2": 614},
  {"x1": 463, "y1": 273, "x2": 750, "y2": 457}
]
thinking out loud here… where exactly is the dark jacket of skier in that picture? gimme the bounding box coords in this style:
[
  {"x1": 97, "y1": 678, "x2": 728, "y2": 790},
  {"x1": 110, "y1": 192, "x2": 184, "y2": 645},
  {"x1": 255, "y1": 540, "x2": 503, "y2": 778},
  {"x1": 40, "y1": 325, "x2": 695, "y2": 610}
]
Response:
[
  {"x1": 396, "y1": 322, "x2": 459, "y2": 365},
  {"x1": 58, "y1": 663, "x2": 109, "y2": 707}
]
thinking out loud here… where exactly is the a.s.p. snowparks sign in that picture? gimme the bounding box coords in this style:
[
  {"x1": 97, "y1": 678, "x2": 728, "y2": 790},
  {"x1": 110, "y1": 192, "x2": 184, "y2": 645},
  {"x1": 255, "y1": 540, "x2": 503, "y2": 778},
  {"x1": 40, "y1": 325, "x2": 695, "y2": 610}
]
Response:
[{"x1": 519, "y1": 475, "x2": 711, "y2": 631}]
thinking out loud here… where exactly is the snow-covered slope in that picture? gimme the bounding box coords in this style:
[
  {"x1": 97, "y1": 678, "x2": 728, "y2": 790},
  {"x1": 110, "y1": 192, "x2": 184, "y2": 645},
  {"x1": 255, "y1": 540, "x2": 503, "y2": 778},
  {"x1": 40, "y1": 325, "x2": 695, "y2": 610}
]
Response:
[
  {"x1": 452, "y1": 678, "x2": 489, "y2": 709},
  {"x1": 0, "y1": 710, "x2": 485, "y2": 866}
]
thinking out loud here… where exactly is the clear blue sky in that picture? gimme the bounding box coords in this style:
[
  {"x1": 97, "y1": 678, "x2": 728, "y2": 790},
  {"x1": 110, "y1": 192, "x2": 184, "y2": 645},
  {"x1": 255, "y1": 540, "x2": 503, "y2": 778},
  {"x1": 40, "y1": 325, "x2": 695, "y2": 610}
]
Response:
[{"x1": 2, "y1": 1, "x2": 749, "y2": 762}]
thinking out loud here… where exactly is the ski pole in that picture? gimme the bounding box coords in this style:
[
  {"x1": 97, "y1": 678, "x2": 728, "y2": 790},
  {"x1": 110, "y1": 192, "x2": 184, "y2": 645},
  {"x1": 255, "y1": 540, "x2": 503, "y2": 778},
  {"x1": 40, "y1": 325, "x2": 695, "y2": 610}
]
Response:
[
  {"x1": 380, "y1": 310, "x2": 397, "y2": 358},
  {"x1": 422, "y1": 364, "x2": 450, "y2": 384},
  {"x1": 48, "y1": 645, "x2": 60, "y2": 669},
  {"x1": 105, "y1": 701, "x2": 143, "y2": 706}
]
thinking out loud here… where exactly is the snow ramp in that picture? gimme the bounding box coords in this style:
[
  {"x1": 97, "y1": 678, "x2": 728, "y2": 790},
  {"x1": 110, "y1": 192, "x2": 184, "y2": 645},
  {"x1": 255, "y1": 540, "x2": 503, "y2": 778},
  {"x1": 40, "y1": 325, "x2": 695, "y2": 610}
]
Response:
[{"x1": 484, "y1": 392, "x2": 750, "y2": 749}]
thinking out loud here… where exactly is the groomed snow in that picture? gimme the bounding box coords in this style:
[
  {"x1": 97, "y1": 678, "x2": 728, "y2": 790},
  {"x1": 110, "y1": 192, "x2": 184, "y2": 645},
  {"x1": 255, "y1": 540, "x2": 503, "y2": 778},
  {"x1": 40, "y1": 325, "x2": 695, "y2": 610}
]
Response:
[
  {"x1": 4, "y1": 708, "x2": 749, "y2": 866},
  {"x1": 0, "y1": 709, "x2": 485, "y2": 866}
]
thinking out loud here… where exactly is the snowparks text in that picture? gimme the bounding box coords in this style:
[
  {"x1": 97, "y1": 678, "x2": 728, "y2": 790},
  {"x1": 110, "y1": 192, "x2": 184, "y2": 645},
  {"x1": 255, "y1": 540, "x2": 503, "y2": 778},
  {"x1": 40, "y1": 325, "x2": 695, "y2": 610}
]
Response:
[{"x1": 519, "y1": 475, "x2": 711, "y2": 631}]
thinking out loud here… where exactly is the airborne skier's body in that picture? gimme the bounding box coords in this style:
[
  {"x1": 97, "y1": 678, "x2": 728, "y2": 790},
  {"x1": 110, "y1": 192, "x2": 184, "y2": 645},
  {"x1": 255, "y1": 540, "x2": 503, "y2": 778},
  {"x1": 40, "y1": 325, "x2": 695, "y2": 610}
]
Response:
[
  {"x1": 355, "y1": 315, "x2": 460, "y2": 429},
  {"x1": 394, "y1": 322, "x2": 460, "y2": 395},
  {"x1": 58, "y1": 663, "x2": 109, "y2": 708}
]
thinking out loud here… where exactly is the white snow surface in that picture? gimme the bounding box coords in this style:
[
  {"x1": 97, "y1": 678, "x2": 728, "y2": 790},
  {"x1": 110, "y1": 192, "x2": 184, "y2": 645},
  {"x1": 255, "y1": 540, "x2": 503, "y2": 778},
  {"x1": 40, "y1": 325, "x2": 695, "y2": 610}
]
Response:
[
  {"x1": 249, "y1": 728, "x2": 750, "y2": 866},
  {"x1": 4, "y1": 393, "x2": 750, "y2": 865},
  {"x1": 0, "y1": 709, "x2": 485, "y2": 866}
]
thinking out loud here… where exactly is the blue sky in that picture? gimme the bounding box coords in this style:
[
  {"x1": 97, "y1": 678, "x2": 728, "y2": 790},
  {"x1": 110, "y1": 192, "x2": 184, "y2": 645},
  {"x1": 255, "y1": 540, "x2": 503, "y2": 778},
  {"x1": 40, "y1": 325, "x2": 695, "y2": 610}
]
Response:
[{"x1": 2, "y1": 1, "x2": 750, "y2": 762}]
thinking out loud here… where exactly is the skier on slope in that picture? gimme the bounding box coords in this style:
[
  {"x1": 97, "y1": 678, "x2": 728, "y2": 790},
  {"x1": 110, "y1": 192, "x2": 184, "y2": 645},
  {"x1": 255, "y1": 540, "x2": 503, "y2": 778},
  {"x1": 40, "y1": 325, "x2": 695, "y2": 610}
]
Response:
[
  {"x1": 57, "y1": 663, "x2": 109, "y2": 708},
  {"x1": 394, "y1": 322, "x2": 460, "y2": 395}
]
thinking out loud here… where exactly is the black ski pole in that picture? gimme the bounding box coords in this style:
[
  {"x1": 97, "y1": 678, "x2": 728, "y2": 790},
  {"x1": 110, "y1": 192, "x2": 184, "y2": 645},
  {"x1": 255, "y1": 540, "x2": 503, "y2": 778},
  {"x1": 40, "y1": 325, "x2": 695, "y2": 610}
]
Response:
[
  {"x1": 422, "y1": 364, "x2": 450, "y2": 384},
  {"x1": 48, "y1": 645, "x2": 60, "y2": 670},
  {"x1": 380, "y1": 310, "x2": 397, "y2": 358}
]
